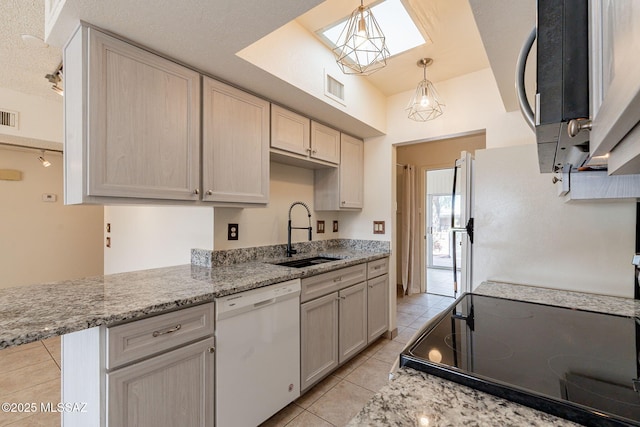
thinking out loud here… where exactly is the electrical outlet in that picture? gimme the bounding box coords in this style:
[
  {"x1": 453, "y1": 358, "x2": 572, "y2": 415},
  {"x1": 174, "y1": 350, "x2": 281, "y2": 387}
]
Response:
[
  {"x1": 373, "y1": 221, "x2": 385, "y2": 234},
  {"x1": 228, "y1": 224, "x2": 239, "y2": 240},
  {"x1": 333, "y1": 220, "x2": 339, "y2": 232},
  {"x1": 317, "y1": 220, "x2": 325, "y2": 234}
]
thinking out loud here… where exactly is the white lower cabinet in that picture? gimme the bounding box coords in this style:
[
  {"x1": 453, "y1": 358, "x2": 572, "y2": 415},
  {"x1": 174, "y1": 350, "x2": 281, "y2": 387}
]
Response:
[
  {"x1": 62, "y1": 303, "x2": 215, "y2": 427},
  {"x1": 300, "y1": 259, "x2": 389, "y2": 392},
  {"x1": 338, "y1": 282, "x2": 368, "y2": 363},
  {"x1": 300, "y1": 292, "x2": 339, "y2": 391},
  {"x1": 107, "y1": 338, "x2": 214, "y2": 427},
  {"x1": 367, "y1": 274, "x2": 389, "y2": 342}
]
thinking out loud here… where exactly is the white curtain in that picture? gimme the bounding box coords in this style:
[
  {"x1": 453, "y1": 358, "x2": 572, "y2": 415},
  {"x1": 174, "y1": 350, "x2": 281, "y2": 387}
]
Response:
[{"x1": 401, "y1": 165, "x2": 420, "y2": 295}]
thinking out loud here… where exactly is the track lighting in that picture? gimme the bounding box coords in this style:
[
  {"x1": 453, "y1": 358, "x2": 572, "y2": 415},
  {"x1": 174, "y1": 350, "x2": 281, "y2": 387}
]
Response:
[
  {"x1": 45, "y1": 63, "x2": 64, "y2": 96},
  {"x1": 38, "y1": 150, "x2": 51, "y2": 167}
]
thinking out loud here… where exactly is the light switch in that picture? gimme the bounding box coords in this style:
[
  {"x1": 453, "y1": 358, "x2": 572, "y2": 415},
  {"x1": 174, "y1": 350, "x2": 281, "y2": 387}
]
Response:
[{"x1": 373, "y1": 221, "x2": 385, "y2": 234}]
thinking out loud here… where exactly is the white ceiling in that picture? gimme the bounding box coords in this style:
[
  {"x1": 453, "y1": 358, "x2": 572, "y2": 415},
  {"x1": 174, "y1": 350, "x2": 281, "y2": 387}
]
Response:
[
  {"x1": 297, "y1": 0, "x2": 490, "y2": 97},
  {"x1": 0, "y1": 0, "x2": 62, "y2": 102},
  {"x1": 0, "y1": 0, "x2": 534, "y2": 140}
]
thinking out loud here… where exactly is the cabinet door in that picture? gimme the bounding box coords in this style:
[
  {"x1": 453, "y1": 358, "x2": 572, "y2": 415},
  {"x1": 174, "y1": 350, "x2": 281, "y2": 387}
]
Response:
[
  {"x1": 301, "y1": 292, "x2": 339, "y2": 391},
  {"x1": 339, "y1": 134, "x2": 364, "y2": 208},
  {"x1": 367, "y1": 274, "x2": 388, "y2": 343},
  {"x1": 589, "y1": 1, "x2": 640, "y2": 174},
  {"x1": 87, "y1": 28, "x2": 201, "y2": 200},
  {"x1": 338, "y1": 282, "x2": 367, "y2": 363},
  {"x1": 107, "y1": 338, "x2": 214, "y2": 427},
  {"x1": 271, "y1": 104, "x2": 310, "y2": 156},
  {"x1": 202, "y1": 77, "x2": 269, "y2": 204},
  {"x1": 310, "y1": 121, "x2": 340, "y2": 164}
]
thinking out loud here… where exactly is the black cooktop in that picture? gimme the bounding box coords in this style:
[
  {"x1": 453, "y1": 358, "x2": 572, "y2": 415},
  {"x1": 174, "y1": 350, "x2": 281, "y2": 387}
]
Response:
[{"x1": 400, "y1": 294, "x2": 640, "y2": 427}]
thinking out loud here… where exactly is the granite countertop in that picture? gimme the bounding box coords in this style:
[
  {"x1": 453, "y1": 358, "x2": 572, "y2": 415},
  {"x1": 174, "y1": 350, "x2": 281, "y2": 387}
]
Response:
[
  {"x1": 349, "y1": 280, "x2": 640, "y2": 426},
  {"x1": 0, "y1": 244, "x2": 389, "y2": 349},
  {"x1": 348, "y1": 367, "x2": 581, "y2": 427}
]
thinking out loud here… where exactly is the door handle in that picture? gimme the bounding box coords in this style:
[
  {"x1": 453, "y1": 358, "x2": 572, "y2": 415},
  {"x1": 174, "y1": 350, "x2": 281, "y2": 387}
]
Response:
[
  {"x1": 450, "y1": 219, "x2": 474, "y2": 243},
  {"x1": 516, "y1": 27, "x2": 536, "y2": 131},
  {"x1": 152, "y1": 324, "x2": 182, "y2": 337}
]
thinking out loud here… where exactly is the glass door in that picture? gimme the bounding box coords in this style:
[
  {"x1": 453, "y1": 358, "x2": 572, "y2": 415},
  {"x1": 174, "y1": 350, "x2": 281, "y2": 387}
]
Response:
[{"x1": 425, "y1": 168, "x2": 461, "y2": 297}]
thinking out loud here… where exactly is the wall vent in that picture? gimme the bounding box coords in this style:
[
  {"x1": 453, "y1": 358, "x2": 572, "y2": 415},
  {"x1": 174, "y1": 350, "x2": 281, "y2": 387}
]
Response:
[
  {"x1": 325, "y1": 72, "x2": 346, "y2": 105},
  {"x1": 0, "y1": 110, "x2": 18, "y2": 129}
]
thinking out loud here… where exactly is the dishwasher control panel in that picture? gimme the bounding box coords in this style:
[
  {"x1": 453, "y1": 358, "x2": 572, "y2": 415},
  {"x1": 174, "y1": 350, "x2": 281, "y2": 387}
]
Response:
[{"x1": 215, "y1": 279, "x2": 301, "y2": 320}]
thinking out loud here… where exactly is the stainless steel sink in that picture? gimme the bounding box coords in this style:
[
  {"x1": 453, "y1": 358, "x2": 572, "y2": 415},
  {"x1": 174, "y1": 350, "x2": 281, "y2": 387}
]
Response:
[{"x1": 274, "y1": 256, "x2": 340, "y2": 268}]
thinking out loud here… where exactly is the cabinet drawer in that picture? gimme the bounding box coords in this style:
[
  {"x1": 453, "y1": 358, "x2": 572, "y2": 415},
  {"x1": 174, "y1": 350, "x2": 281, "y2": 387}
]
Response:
[
  {"x1": 367, "y1": 258, "x2": 388, "y2": 279},
  {"x1": 301, "y1": 264, "x2": 367, "y2": 303},
  {"x1": 106, "y1": 303, "x2": 214, "y2": 369}
]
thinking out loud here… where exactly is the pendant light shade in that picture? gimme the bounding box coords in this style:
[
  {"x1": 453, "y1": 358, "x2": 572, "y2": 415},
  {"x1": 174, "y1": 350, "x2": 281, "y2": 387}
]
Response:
[
  {"x1": 406, "y1": 58, "x2": 445, "y2": 121},
  {"x1": 332, "y1": 0, "x2": 389, "y2": 76}
]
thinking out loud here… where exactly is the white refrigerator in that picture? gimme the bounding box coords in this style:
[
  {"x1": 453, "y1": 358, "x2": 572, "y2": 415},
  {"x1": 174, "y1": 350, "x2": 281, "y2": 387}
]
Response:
[{"x1": 471, "y1": 144, "x2": 635, "y2": 298}]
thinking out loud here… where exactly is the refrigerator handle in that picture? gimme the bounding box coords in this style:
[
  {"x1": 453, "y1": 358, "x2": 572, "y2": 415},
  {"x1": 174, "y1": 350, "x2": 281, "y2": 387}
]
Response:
[{"x1": 451, "y1": 161, "x2": 459, "y2": 294}]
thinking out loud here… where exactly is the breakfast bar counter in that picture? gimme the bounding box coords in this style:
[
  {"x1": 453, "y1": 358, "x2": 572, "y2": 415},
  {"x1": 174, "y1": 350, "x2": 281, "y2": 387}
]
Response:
[{"x1": 0, "y1": 239, "x2": 390, "y2": 348}]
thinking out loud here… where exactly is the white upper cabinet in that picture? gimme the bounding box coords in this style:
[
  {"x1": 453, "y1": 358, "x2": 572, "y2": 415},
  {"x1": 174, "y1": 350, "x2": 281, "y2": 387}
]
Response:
[
  {"x1": 314, "y1": 133, "x2": 364, "y2": 211},
  {"x1": 202, "y1": 77, "x2": 269, "y2": 204},
  {"x1": 270, "y1": 106, "x2": 341, "y2": 168},
  {"x1": 589, "y1": 1, "x2": 640, "y2": 174},
  {"x1": 271, "y1": 104, "x2": 311, "y2": 157},
  {"x1": 310, "y1": 121, "x2": 340, "y2": 164},
  {"x1": 339, "y1": 134, "x2": 364, "y2": 208},
  {"x1": 64, "y1": 26, "x2": 201, "y2": 204}
]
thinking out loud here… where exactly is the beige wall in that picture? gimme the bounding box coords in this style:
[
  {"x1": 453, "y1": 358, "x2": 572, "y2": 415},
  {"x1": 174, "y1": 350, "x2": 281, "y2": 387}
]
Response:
[
  {"x1": 396, "y1": 133, "x2": 486, "y2": 167},
  {"x1": 214, "y1": 162, "x2": 340, "y2": 250},
  {"x1": 0, "y1": 147, "x2": 103, "y2": 288}
]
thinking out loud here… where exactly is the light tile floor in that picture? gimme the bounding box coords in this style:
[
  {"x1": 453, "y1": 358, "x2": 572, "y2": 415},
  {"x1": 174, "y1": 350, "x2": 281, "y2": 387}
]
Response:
[
  {"x1": 0, "y1": 337, "x2": 61, "y2": 427},
  {"x1": 426, "y1": 268, "x2": 461, "y2": 298},
  {"x1": 261, "y1": 291, "x2": 455, "y2": 427},
  {"x1": 0, "y1": 292, "x2": 455, "y2": 427}
]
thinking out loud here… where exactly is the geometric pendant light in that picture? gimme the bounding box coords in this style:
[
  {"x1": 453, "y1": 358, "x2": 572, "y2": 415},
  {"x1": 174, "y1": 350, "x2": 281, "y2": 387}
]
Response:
[
  {"x1": 406, "y1": 58, "x2": 445, "y2": 121},
  {"x1": 332, "y1": 0, "x2": 390, "y2": 76}
]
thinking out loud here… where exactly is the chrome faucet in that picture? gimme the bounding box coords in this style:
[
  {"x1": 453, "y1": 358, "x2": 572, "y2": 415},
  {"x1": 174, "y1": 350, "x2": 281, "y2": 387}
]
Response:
[{"x1": 287, "y1": 201, "x2": 312, "y2": 257}]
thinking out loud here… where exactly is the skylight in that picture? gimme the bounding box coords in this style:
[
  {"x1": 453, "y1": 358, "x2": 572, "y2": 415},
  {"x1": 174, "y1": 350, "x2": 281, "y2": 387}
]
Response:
[{"x1": 319, "y1": 0, "x2": 427, "y2": 58}]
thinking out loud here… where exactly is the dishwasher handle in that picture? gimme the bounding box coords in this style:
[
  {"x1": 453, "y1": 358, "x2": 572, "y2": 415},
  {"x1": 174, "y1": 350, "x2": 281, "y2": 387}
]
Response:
[
  {"x1": 216, "y1": 279, "x2": 301, "y2": 321},
  {"x1": 254, "y1": 298, "x2": 276, "y2": 308}
]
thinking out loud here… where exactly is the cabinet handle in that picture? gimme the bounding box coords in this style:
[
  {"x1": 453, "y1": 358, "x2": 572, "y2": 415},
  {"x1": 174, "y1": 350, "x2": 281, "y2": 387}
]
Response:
[
  {"x1": 312, "y1": 149, "x2": 317, "y2": 154},
  {"x1": 193, "y1": 189, "x2": 200, "y2": 195},
  {"x1": 339, "y1": 296, "x2": 346, "y2": 300},
  {"x1": 306, "y1": 148, "x2": 312, "y2": 153},
  {"x1": 333, "y1": 277, "x2": 343, "y2": 283},
  {"x1": 341, "y1": 201, "x2": 346, "y2": 205},
  {"x1": 208, "y1": 347, "x2": 215, "y2": 354},
  {"x1": 152, "y1": 324, "x2": 181, "y2": 337},
  {"x1": 374, "y1": 266, "x2": 381, "y2": 270},
  {"x1": 369, "y1": 285, "x2": 374, "y2": 288},
  {"x1": 206, "y1": 190, "x2": 213, "y2": 195}
]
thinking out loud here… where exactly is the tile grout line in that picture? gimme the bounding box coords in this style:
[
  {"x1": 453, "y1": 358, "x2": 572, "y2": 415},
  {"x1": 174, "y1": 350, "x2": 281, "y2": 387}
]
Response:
[{"x1": 41, "y1": 341, "x2": 61, "y2": 371}]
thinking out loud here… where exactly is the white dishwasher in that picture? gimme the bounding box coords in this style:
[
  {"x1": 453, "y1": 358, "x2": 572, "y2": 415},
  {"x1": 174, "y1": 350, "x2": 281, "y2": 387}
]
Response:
[{"x1": 215, "y1": 279, "x2": 301, "y2": 427}]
